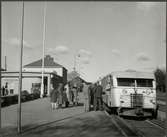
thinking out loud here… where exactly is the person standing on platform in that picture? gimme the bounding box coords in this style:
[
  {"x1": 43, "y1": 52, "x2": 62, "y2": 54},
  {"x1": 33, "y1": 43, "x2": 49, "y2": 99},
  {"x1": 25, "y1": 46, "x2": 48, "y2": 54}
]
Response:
[
  {"x1": 57, "y1": 83, "x2": 64, "y2": 108},
  {"x1": 88, "y1": 84, "x2": 94, "y2": 110},
  {"x1": 5, "y1": 82, "x2": 8, "y2": 96},
  {"x1": 64, "y1": 83, "x2": 70, "y2": 106},
  {"x1": 69, "y1": 84, "x2": 74, "y2": 105},
  {"x1": 72, "y1": 84, "x2": 78, "y2": 106},
  {"x1": 94, "y1": 82, "x2": 103, "y2": 111},
  {"x1": 50, "y1": 84, "x2": 58, "y2": 110},
  {"x1": 83, "y1": 83, "x2": 90, "y2": 112},
  {"x1": 2, "y1": 86, "x2": 5, "y2": 96},
  {"x1": 62, "y1": 84, "x2": 68, "y2": 107},
  {"x1": 93, "y1": 83, "x2": 97, "y2": 110}
]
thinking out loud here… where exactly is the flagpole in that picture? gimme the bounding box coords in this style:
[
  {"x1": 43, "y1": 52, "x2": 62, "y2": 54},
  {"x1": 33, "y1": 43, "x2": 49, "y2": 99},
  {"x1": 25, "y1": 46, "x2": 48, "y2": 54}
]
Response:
[
  {"x1": 41, "y1": 2, "x2": 47, "y2": 98},
  {"x1": 18, "y1": 1, "x2": 24, "y2": 133},
  {"x1": 0, "y1": 1, "x2": 1, "y2": 129}
]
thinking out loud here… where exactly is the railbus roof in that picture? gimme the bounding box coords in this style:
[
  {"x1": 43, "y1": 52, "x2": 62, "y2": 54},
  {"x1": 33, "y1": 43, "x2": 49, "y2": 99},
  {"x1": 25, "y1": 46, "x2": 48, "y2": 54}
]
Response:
[{"x1": 110, "y1": 71, "x2": 155, "y2": 79}]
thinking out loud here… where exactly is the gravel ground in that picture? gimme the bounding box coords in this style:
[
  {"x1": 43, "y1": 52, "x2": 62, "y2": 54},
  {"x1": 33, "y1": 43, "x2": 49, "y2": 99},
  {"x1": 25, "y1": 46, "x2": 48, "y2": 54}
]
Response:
[{"x1": 19, "y1": 111, "x2": 123, "y2": 137}]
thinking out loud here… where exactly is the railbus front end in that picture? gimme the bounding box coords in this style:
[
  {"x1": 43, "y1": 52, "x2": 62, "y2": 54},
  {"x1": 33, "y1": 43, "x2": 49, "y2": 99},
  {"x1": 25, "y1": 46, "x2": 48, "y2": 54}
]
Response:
[{"x1": 102, "y1": 71, "x2": 158, "y2": 118}]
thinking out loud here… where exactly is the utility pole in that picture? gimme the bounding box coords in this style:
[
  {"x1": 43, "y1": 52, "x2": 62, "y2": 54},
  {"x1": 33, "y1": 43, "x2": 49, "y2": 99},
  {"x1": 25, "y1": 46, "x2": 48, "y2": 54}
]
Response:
[
  {"x1": 0, "y1": 1, "x2": 1, "y2": 129},
  {"x1": 40, "y1": 2, "x2": 47, "y2": 98},
  {"x1": 166, "y1": 86, "x2": 167, "y2": 137},
  {"x1": 73, "y1": 53, "x2": 81, "y2": 76},
  {"x1": 17, "y1": 1, "x2": 24, "y2": 133}
]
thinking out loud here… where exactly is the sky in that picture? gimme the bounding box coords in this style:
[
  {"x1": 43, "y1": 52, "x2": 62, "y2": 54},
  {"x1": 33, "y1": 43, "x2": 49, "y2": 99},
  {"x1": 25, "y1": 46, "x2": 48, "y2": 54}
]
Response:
[{"x1": 1, "y1": 2, "x2": 166, "y2": 82}]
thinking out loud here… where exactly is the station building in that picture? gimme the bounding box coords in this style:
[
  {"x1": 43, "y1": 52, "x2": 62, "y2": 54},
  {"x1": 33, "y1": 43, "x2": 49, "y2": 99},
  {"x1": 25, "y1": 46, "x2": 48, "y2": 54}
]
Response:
[{"x1": 1, "y1": 55, "x2": 67, "y2": 97}]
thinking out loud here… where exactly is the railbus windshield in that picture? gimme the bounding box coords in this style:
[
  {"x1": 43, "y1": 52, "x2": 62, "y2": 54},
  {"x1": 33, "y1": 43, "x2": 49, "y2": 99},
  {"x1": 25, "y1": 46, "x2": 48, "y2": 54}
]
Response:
[
  {"x1": 117, "y1": 78, "x2": 135, "y2": 87},
  {"x1": 117, "y1": 78, "x2": 154, "y2": 87},
  {"x1": 136, "y1": 79, "x2": 153, "y2": 87}
]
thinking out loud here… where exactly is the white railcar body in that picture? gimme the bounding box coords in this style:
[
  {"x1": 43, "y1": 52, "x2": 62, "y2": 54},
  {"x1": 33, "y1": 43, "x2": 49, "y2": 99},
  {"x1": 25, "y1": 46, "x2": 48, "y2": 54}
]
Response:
[{"x1": 101, "y1": 71, "x2": 157, "y2": 118}]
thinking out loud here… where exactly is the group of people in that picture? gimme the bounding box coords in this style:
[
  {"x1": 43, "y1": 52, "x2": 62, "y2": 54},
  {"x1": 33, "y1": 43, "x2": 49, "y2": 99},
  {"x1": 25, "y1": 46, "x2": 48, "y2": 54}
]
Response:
[
  {"x1": 50, "y1": 81, "x2": 104, "y2": 112},
  {"x1": 83, "y1": 82, "x2": 103, "y2": 112},
  {"x1": 50, "y1": 83, "x2": 79, "y2": 110}
]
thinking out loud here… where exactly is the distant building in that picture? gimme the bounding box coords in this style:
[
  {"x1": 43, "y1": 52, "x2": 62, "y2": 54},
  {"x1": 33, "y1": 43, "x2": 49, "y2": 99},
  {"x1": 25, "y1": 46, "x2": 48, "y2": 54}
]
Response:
[
  {"x1": 67, "y1": 71, "x2": 90, "y2": 92},
  {"x1": 67, "y1": 70, "x2": 80, "y2": 81}
]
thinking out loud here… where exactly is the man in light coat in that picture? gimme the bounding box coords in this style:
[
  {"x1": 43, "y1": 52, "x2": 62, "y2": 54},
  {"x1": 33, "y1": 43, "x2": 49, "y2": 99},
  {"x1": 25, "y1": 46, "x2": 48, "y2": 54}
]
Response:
[{"x1": 64, "y1": 83, "x2": 70, "y2": 107}]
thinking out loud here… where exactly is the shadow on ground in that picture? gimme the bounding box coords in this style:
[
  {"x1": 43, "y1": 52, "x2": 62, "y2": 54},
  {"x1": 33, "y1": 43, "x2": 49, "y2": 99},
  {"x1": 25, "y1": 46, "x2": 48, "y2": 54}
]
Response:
[
  {"x1": 60, "y1": 103, "x2": 84, "y2": 109},
  {"x1": 120, "y1": 115, "x2": 153, "y2": 121}
]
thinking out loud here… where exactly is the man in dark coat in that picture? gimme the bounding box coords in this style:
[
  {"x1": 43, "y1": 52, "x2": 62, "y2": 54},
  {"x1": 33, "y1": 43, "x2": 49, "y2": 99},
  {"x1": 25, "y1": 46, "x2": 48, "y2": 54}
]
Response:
[
  {"x1": 5, "y1": 82, "x2": 8, "y2": 96},
  {"x1": 88, "y1": 84, "x2": 94, "y2": 110},
  {"x1": 2, "y1": 86, "x2": 5, "y2": 96},
  {"x1": 58, "y1": 83, "x2": 64, "y2": 108},
  {"x1": 93, "y1": 83, "x2": 97, "y2": 110},
  {"x1": 50, "y1": 84, "x2": 58, "y2": 110},
  {"x1": 94, "y1": 82, "x2": 103, "y2": 111}
]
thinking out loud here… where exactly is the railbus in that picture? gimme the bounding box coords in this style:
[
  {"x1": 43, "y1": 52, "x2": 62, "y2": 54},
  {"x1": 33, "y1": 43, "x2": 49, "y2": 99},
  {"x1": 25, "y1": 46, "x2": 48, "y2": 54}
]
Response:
[{"x1": 100, "y1": 71, "x2": 158, "y2": 118}]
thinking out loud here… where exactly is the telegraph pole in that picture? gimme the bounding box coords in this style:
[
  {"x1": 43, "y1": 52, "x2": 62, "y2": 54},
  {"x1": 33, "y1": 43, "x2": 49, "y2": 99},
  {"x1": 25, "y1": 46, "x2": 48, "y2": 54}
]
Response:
[
  {"x1": 0, "y1": 1, "x2": 1, "y2": 129},
  {"x1": 40, "y1": 2, "x2": 47, "y2": 98},
  {"x1": 17, "y1": 1, "x2": 24, "y2": 133}
]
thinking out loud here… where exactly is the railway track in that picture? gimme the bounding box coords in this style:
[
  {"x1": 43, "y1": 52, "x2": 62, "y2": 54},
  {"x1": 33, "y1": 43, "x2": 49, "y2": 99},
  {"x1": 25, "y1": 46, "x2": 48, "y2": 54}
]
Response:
[
  {"x1": 146, "y1": 119, "x2": 164, "y2": 130},
  {"x1": 123, "y1": 118, "x2": 165, "y2": 137},
  {"x1": 105, "y1": 111, "x2": 143, "y2": 137},
  {"x1": 105, "y1": 110, "x2": 165, "y2": 137}
]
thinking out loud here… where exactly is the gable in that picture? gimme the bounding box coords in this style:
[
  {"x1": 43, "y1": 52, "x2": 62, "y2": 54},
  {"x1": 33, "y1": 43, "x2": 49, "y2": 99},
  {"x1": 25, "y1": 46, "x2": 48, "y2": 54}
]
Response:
[{"x1": 24, "y1": 55, "x2": 63, "y2": 68}]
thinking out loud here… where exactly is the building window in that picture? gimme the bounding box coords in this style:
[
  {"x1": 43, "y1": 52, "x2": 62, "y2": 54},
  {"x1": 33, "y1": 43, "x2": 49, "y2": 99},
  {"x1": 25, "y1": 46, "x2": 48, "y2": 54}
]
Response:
[{"x1": 10, "y1": 89, "x2": 14, "y2": 94}]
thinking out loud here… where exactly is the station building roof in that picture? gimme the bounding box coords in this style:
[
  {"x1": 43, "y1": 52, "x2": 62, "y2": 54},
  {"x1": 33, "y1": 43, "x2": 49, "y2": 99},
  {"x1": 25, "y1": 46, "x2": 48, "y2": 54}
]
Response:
[{"x1": 23, "y1": 55, "x2": 65, "y2": 69}]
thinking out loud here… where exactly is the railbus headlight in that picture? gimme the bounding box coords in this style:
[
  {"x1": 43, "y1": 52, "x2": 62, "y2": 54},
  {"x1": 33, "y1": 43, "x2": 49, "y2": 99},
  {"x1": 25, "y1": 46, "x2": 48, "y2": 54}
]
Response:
[
  {"x1": 150, "y1": 99, "x2": 156, "y2": 104},
  {"x1": 122, "y1": 89, "x2": 127, "y2": 94},
  {"x1": 146, "y1": 89, "x2": 151, "y2": 95}
]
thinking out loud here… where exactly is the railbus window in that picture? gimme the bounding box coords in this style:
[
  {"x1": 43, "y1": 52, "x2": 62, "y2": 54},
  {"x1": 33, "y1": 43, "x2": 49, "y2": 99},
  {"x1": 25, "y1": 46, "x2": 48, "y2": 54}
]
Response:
[
  {"x1": 136, "y1": 79, "x2": 153, "y2": 87},
  {"x1": 117, "y1": 78, "x2": 135, "y2": 87}
]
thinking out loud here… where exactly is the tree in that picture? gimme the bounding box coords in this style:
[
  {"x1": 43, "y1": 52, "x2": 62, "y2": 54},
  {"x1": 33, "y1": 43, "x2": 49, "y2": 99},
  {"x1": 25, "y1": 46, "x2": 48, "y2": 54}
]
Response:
[{"x1": 154, "y1": 68, "x2": 166, "y2": 92}]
